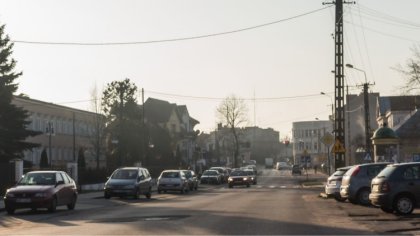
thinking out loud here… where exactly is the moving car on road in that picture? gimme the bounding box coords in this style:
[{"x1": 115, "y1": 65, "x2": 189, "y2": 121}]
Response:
[
  {"x1": 157, "y1": 170, "x2": 189, "y2": 194},
  {"x1": 104, "y1": 167, "x2": 153, "y2": 199},
  {"x1": 200, "y1": 170, "x2": 222, "y2": 184},
  {"x1": 370, "y1": 162, "x2": 420, "y2": 215},
  {"x1": 291, "y1": 165, "x2": 302, "y2": 175},
  {"x1": 4, "y1": 170, "x2": 78, "y2": 215},
  {"x1": 228, "y1": 170, "x2": 251, "y2": 188},
  {"x1": 182, "y1": 169, "x2": 199, "y2": 191},
  {"x1": 244, "y1": 169, "x2": 257, "y2": 185}
]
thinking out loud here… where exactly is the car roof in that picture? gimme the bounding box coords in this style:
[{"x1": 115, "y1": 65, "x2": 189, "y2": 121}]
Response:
[{"x1": 27, "y1": 170, "x2": 63, "y2": 174}]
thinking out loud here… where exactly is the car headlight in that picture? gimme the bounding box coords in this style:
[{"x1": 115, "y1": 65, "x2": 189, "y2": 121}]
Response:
[
  {"x1": 6, "y1": 192, "x2": 14, "y2": 198},
  {"x1": 228, "y1": 177, "x2": 233, "y2": 182},
  {"x1": 243, "y1": 177, "x2": 248, "y2": 181},
  {"x1": 34, "y1": 192, "x2": 48, "y2": 198}
]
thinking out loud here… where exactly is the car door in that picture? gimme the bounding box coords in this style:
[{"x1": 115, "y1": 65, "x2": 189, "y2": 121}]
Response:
[
  {"x1": 401, "y1": 165, "x2": 420, "y2": 206},
  {"x1": 55, "y1": 172, "x2": 67, "y2": 205}
]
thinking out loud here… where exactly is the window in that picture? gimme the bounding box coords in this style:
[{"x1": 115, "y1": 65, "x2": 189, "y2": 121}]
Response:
[
  {"x1": 56, "y1": 172, "x2": 64, "y2": 183},
  {"x1": 403, "y1": 166, "x2": 420, "y2": 180}
]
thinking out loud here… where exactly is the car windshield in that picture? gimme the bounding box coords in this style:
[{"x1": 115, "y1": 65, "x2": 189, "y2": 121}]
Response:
[
  {"x1": 245, "y1": 170, "x2": 254, "y2": 176},
  {"x1": 161, "y1": 171, "x2": 180, "y2": 178},
  {"x1": 230, "y1": 171, "x2": 246, "y2": 176},
  {"x1": 112, "y1": 169, "x2": 138, "y2": 179},
  {"x1": 18, "y1": 172, "x2": 56, "y2": 185},
  {"x1": 203, "y1": 171, "x2": 217, "y2": 176}
]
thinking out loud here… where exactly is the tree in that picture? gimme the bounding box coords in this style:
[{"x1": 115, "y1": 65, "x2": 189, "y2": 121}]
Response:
[
  {"x1": 393, "y1": 44, "x2": 420, "y2": 94},
  {"x1": 216, "y1": 95, "x2": 248, "y2": 168},
  {"x1": 89, "y1": 83, "x2": 106, "y2": 169},
  {"x1": 102, "y1": 78, "x2": 143, "y2": 167},
  {"x1": 0, "y1": 23, "x2": 40, "y2": 163},
  {"x1": 39, "y1": 148, "x2": 49, "y2": 169}
]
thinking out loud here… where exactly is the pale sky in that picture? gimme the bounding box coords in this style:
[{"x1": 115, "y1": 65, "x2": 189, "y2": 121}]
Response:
[{"x1": 1, "y1": 0, "x2": 419, "y2": 140}]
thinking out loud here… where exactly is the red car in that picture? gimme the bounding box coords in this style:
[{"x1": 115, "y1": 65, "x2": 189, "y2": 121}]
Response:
[{"x1": 3, "y1": 170, "x2": 78, "y2": 215}]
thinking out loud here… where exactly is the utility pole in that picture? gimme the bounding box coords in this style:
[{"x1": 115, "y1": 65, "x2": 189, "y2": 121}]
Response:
[
  {"x1": 346, "y1": 64, "x2": 374, "y2": 162},
  {"x1": 323, "y1": 0, "x2": 354, "y2": 169}
]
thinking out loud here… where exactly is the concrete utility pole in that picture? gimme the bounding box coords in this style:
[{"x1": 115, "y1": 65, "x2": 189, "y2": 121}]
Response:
[{"x1": 323, "y1": 0, "x2": 354, "y2": 169}]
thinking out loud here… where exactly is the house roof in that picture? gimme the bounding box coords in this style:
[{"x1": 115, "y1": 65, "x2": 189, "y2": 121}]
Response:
[
  {"x1": 395, "y1": 109, "x2": 420, "y2": 138},
  {"x1": 379, "y1": 96, "x2": 420, "y2": 115},
  {"x1": 144, "y1": 98, "x2": 178, "y2": 123}
]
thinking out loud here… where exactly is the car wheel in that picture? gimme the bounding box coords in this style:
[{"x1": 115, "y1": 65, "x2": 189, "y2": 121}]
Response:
[
  {"x1": 357, "y1": 188, "x2": 371, "y2": 205},
  {"x1": 194, "y1": 184, "x2": 198, "y2": 191},
  {"x1": 394, "y1": 195, "x2": 414, "y2": 215},
  {"x1": 6, "y1": 206, "x2": 15, "y2": 215},
  {"x1": 67, "y1": 195, "x2": 77, "y2": 210},
  {"x1": 380, "y1": 206, "x2": 394, "y2": 213},
  {"x1": 134, "y1": 188, "x2": 141, "y2": 199},
  {"x1": 158, "y1": 189, "x2": 162, "y2": 194},
  {"x1": 48, "y1": 197, "x2": 57, "y2": 212},
  {"x1": 229, "y1": 184, "x2": 233, "y2": 188},
  {"x1": 145, "y1": 188, "x2": 152, "y2": 199},
  {"x1": 334, "y1": 194, "x2": 347, "y2": 202},
  {"x1": 104, "y1": 193, "x2": 111, "y2": 199},
  {"x1": 246, "y1": 184, "x2": 250, "y2": 188}
]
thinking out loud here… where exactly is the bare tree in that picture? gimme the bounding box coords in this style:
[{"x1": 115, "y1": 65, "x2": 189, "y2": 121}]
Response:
[
  {"x1": 216, "y1": 95, "x2": 248, "y2": 167},
  {"x1": 393, "y1": 44, "x2": 420, "y2": 94},
  {"x1": 89, "y1": 83, "x2": 106, "y2": 169}
]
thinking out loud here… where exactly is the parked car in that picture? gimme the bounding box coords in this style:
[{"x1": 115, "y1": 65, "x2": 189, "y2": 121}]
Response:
[
  {"x1": 291, "y1": 165, "x2": 302, "y2": 175},
  {"x1": 325, "y1": 166, "x2": 352, "y2": 202},
  {"x1": 228, "y1": 170, "x2": 251, "y2": 188},
  {"x1": 104, "y1": 167, "x2": 153, "y2": 199},
  {"x1": 157, "y1": 170, "x2": 189, "y2": 194},
  {"x1": 370, "y1": 162, "x2": 420, "y2": 215},
  {"x1": 4, "y1": 170, "x2": 78, "y2": 215},
  {"x1": 200, "y1": 170, "x2": 222, "y2": 184},
  {"x1": 340, "y1": 162, "x2": 390, "y2": 205},
  {"x1": 182, "y1": 170, "x2": 199, "y2": 191},
  {"x1": 244, "y1": 169, "x2": 257, "y2": 185}
]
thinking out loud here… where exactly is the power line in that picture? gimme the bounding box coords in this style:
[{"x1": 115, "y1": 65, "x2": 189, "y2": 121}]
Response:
[{"x1": 11, "y1": 6, "x2": 332, "y2": 46}]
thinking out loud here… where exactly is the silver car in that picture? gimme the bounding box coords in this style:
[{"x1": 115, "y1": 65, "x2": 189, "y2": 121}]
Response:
[
  {"x1": 325, "y1": 166, "x2": 352, "y2": 202},
  {"x1": 340, "y1": 162, "x2": 390, "y2": 205},
  {"x1": 157, "y1": 170, "x2": 189, "y2": 194}
]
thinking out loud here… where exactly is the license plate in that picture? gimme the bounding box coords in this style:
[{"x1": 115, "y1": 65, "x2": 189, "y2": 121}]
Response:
[{"x1": 16, "y1": 198, "x2": 31, "y2": 203}]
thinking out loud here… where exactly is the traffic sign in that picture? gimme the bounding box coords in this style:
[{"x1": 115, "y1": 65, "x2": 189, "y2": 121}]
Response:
[
  {"x1": 320, "y1": 132, "x2": 334, "y2": 146},
  {"x1": 332, "y1": 139, "x2": 346, "y2": 153}
]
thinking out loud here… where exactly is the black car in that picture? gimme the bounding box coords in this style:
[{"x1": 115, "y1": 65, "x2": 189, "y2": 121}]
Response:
[
  {"x1": 291, "y1": 165, "x2": 302, "y2": 175},
  {"x1": 104, "y1": 167, "x2": 152, "y2": 199},
  {"x1": 370, "y1": 162, "x2": 420, "y2": 215},
  {"x1": 228, "y1": 170, "x2": 251, "y2": 188},
  {"x1": 200, "y1": 170, "x2": 222, "y2": 184}
]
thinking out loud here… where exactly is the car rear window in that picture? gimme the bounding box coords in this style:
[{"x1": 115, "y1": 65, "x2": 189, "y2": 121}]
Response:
[
  {"x1": 376, "y1": 166, "x2": 397, "y2": 178},
  {"x1": 162, "y1": 172, "x2": 180, "y2": 178}
]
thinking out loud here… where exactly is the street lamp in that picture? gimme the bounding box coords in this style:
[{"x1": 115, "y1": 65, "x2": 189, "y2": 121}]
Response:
[
  {"x1": 45, "y1": 121, "x2": 55, "y2": 167},
  {"x1": 345, "y1": 64, "x2": 367, "y2": 83},
  {"x1": 346, "y1": 63, "x2": 372, "y2": 162}
]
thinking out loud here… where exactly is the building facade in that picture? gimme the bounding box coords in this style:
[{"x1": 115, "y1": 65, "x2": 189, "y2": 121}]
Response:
[{"x1": 12, "y1": 96, "x2": 106, "y2": 169}]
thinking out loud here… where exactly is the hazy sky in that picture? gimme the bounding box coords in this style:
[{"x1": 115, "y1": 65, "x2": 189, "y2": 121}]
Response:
[{"x1": 1, "y1": 0, "x2": 419, "y2": 140}]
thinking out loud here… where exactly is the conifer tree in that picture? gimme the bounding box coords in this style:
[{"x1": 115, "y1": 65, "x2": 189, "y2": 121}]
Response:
[{"x1": 0, "y1": 23, "x2": 40, "y2": 162}]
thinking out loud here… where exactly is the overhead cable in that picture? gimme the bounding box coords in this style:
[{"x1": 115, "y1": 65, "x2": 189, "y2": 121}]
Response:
[{"x1": 11, "y1": 6, "x2": 332, "y2": 46}]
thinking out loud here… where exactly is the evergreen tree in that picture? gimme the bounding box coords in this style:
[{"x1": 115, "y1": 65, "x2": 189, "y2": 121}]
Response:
[{"x1": 0, "y1": 23, "x2": 40, "y2": 162}]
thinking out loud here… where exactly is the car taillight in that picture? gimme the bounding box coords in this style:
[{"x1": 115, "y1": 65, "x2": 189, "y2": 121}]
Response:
[
  {"x1": 381, "y1": 182, "x2": 390, "y2": 193},
  {"x1": 351, "y1": 166, "x2": 361, "y2": 177}
]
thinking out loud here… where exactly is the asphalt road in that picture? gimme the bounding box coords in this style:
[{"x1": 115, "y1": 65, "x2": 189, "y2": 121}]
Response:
[{"x1": 0, "y1": 169, "x2": 418, "y2": 235}]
